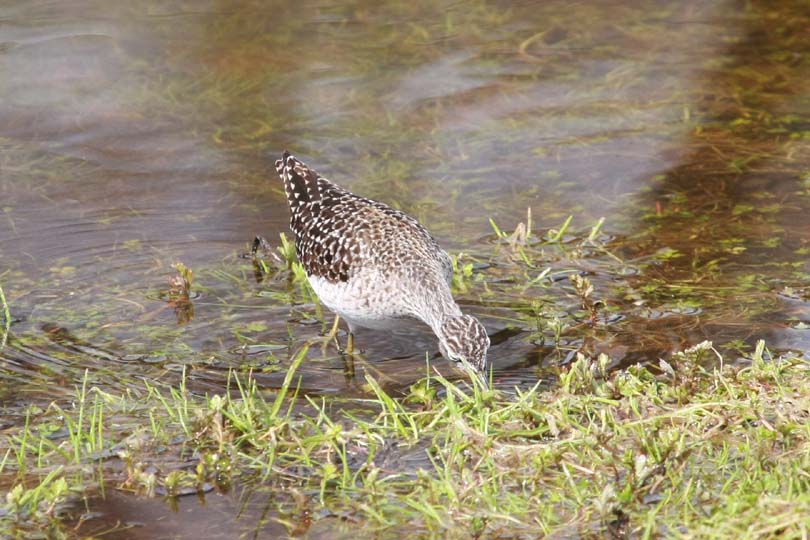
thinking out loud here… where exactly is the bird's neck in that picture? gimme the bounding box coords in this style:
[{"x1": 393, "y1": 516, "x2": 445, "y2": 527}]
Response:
[{"x1": 416, "y1": 286, "x2": 463, "y2": 335}]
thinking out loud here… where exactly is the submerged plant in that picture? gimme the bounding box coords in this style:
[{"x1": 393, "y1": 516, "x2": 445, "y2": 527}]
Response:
[
  {"x1": 166, "y1": 262, "x2": 195, "y2": 324},
  {"x1": 169, "y1": 262, "x2": 193, "y2": 297},
  {"x1": 570, "y1": 273, "x2": 604, "y2": 322}
]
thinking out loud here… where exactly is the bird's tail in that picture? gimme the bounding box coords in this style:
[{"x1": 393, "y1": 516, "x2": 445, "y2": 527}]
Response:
[{"x1": 275, "y1": 151, "x2": 323, "y2": 206}]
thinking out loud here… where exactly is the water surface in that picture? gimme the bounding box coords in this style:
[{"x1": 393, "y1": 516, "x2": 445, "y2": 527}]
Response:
[{"x1": 1, "y1": 0, "x2": 809, "y2": 536}]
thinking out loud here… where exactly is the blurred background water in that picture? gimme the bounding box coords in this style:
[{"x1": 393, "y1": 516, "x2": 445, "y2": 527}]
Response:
[{"x1": 1, "y1": 0, "x2": 809, "y2": 398}]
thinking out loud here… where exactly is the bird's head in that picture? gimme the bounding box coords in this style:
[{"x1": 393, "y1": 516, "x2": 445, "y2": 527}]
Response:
[{"x1": 437, "y1": 315, "x2": 490, "y2": 371}]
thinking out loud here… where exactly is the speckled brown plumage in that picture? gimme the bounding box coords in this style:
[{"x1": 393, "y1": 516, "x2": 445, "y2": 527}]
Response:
[
  {"x1": 276, "y1": 151, "x2": 451, "y2": 285},
  {"x1": 274, "y1": 151, "x2": 490, "y2": 371}
]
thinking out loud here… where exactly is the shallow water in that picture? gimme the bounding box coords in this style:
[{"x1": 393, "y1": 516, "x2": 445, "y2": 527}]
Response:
[{"x1": 1, "y1": 0, "x2": 809, "y2": 536}]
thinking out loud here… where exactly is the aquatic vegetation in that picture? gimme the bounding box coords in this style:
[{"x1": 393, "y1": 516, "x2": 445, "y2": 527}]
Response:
[
  {"x1": 2, "y1": 342, "x2": 810, "y2": 538},
  {"x1": 164, "y1": 262, "x2": 195, "y2": 324},
  {"x1": 0, "y1": 282, "x2": 8, "y2": 351}
]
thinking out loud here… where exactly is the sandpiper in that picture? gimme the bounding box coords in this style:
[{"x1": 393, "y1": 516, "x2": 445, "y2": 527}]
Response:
[{"x1": 275, "y1": 151, "x2": 489, "y2": 371}]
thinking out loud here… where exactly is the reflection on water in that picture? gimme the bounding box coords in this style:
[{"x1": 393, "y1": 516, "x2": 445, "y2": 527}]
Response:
[
  {"x1": 73, "y1": 483, "x2": 415, "y2": 540},
  {"x1": 1, "y1": 0, "x2": 809, "y2": 535},
  {"x1": 73, "y1": 489, "x2": 294, "y2": 539}
]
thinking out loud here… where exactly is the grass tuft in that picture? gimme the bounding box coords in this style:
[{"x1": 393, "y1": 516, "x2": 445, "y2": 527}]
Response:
[{"x1": 6, "y1": 342, "x2": 809, "y2": 538}]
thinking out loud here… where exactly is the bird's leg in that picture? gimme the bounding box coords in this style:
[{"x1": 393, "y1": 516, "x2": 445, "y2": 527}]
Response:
[
  {"x1": 342, "y1": 326, "x2": 356, "y2": 380},
  {"x1": 315, "y1": 316, "x2": 360, "y2": 380},
  {"x1": 347, "y1": 332, "x2": 355, "y2": 355},
  {"x1": 343, "y1": 347, "x2": 355, "y2": 379},
  {"x1": 321, "y1": 314, "x2": 343, "y2": 354}
]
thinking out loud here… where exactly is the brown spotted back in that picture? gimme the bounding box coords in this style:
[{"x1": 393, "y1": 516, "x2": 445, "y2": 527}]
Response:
[{"x1": 274, "y1": 151, "x2": 451, "y2": 285}]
